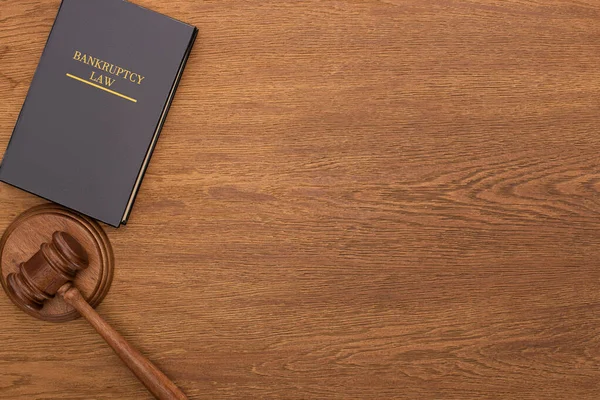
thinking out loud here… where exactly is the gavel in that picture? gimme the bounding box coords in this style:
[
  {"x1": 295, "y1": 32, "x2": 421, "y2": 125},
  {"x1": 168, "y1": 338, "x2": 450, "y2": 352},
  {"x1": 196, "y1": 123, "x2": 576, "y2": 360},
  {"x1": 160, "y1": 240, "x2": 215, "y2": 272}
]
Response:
[{"x1": 6, "y1": 231, "x2": 188, "y2": 400}]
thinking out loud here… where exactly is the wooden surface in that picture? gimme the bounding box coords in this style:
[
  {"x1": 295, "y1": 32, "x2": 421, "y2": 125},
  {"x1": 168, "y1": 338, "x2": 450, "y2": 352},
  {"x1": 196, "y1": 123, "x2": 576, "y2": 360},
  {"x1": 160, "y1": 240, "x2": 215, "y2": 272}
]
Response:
[{"x1": 1, "y1": 0, "x2": 600, "y2": 398}]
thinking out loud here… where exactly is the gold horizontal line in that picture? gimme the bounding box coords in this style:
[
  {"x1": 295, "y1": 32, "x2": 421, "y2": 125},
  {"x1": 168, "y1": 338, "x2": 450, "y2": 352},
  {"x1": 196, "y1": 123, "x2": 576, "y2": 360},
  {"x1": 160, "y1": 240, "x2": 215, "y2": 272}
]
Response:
[{"x1": 66, "y1": 73, "x2": 137, "y2": 103}]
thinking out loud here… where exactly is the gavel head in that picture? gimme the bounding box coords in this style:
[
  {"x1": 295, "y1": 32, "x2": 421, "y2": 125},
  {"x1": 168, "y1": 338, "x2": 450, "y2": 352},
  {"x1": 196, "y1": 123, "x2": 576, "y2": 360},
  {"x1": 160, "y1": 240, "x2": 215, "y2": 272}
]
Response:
[{"x1": 6, "y1": 231, "x2": 89, "y2": 311}]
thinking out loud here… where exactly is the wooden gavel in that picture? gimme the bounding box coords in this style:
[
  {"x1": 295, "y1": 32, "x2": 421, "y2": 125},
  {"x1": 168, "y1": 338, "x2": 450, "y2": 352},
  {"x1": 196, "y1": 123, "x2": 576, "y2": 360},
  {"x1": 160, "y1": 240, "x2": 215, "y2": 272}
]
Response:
[{"x1": 6, "y1": 231, "x2": 188, "y2": 400}]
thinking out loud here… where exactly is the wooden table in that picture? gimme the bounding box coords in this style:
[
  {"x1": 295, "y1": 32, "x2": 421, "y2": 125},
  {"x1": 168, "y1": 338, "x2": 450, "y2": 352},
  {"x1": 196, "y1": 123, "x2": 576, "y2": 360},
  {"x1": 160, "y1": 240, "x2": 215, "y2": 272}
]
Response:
[{"x1": 1, "y1": 0, "x2": 600, "y2": 398}]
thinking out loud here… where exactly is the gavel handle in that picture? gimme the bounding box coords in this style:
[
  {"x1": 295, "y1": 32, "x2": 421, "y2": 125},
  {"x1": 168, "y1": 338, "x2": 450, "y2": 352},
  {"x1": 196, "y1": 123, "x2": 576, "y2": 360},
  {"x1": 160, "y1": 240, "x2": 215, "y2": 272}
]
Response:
[{"x1": 58, "y1": 284, "x2": 188, "y2": 400}]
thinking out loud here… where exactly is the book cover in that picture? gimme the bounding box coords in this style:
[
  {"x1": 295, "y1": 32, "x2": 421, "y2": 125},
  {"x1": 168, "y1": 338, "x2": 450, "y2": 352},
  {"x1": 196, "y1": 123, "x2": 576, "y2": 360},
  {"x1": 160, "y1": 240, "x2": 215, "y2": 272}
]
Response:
[{"x1": 0, "y1": 0, "x2": 197, "y2": 227}]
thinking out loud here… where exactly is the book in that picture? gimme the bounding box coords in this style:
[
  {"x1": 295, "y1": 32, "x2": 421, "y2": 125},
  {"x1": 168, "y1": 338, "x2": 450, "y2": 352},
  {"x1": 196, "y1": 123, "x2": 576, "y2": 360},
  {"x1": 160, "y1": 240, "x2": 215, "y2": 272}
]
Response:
[{"x1": 0, "y1": 0, "x2": 197, "y2": 227}]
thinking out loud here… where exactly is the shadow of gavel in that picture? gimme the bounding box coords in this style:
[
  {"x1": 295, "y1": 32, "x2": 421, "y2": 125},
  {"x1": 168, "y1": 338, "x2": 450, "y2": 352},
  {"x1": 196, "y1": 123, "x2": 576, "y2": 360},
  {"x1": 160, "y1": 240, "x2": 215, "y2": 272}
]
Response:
[{"x1": 6, "y1": 231, "x2": 188, "y2": 400}]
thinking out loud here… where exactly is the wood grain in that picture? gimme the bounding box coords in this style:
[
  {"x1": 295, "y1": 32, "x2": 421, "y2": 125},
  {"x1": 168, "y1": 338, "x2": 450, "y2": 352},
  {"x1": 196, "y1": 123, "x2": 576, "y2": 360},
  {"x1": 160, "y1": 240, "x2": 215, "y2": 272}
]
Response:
[{"x1": 1, "y1": 0, "x2": 600, "y2": 398}]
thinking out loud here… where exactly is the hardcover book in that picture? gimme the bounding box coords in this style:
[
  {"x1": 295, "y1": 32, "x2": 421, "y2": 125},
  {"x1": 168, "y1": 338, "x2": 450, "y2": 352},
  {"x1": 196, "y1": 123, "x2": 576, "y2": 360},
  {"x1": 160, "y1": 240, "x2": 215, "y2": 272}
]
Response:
[{"x1": 0, "y1": 0, "x2": 197, "y2": 227}]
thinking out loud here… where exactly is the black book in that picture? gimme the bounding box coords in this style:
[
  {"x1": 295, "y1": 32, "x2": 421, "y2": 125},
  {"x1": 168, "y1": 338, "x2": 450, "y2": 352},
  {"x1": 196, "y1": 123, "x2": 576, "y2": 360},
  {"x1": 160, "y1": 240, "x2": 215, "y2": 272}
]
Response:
[{"x1": 0, "y1": 0, "x2": 197, "y2": 227}]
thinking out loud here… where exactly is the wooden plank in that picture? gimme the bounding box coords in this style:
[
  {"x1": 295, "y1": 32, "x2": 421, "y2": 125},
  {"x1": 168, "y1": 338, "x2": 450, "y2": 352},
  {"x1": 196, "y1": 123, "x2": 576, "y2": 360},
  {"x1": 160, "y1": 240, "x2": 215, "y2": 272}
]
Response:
[{"x1": 1, "y1": 0, "x2": 600, "y2": 398}]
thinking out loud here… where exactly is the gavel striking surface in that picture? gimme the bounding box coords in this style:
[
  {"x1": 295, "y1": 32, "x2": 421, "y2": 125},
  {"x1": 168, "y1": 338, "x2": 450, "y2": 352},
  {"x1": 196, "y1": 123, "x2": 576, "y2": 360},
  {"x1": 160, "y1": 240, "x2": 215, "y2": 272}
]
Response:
[{"x1": 0, "y1": 204, "x2": 114, "y2": 322}]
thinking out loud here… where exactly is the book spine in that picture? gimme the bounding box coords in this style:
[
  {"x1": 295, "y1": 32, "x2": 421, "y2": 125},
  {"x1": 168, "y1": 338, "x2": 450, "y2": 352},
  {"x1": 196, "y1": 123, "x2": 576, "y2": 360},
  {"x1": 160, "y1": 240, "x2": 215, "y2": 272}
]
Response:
[
  {"x1": 121, "y1": 27, "x2": 199, "y2": 225},
  {"x1": 0, "y1": 0, "x2": 67, "y2": 174}
]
